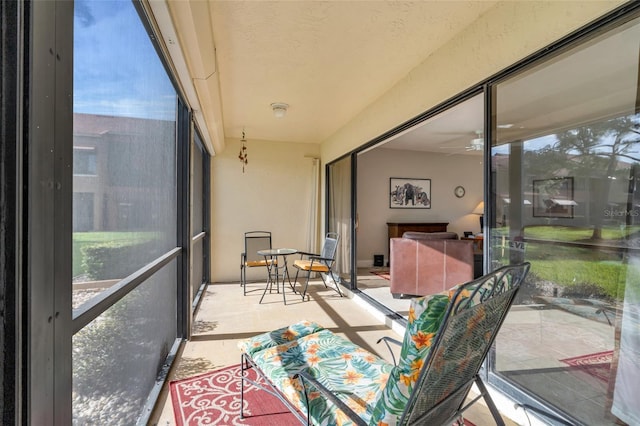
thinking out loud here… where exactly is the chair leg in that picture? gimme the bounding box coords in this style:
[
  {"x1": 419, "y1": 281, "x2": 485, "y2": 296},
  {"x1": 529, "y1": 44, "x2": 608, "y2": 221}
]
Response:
[
  {"x1": 474, "y1": 375, "x2": 505, "y2": 426},
  {"x1": 293, "y1": 267, "x2": 306, "y2": 301},
  {"x1": 240, "y1": 355, "x2": 247, "y2": 419},
  {"x1": 241, "y1": 264, "x2": 246, "y2": 295},
  {"x1": 328, "y1": 270, "x2": 343, "y2": 297},
  {"x1": 293, "y1": 267, "x2": 311, "y2": 301},
  {"x1": 319, "y1": 270, "x2": 343, "y2": 297}
]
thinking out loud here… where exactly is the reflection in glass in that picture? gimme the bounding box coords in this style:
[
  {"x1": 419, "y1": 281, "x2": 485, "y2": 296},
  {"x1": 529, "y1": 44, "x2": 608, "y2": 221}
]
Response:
[
  {"x1": 72, "y1": 0, "x2": 177, "y2": 293},
  {"x1": 72, "y1": 262, "x2": 177, "y2": 423},
  {"x1": 72, "y1": 0, "x2": 179, "y2": 423},
  {"x1": 491, "y1": 14, "x2": 640, "y2": 425}
]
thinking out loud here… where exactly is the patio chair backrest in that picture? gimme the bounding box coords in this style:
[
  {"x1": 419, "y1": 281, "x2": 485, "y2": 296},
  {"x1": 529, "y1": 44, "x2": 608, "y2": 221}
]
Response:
[
  {"x1": 244, "y1": 231, "x2": 272, "y2": 264},
  {"x1": 320, "y1": 232, "x2": 339, "y2": 264},
  {"x1": 400, "y1": 262, "x2": 530, "y2": 425}
]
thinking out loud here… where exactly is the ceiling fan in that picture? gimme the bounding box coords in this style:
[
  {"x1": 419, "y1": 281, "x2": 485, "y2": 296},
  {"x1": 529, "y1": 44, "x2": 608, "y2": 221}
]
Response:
[
  {"x1": 438, "y1": 130, "x2": 484, "y2": 152},
  {"x1": 466, "y1": 130, "x2": 484, "y2": 151}
]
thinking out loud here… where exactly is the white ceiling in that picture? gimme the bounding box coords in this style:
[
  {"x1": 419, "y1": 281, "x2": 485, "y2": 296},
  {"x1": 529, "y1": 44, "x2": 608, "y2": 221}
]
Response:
[
  {"x1": 162, "y1": 0, "x2": 498, "y2": 150},
  {"x1": 157, "y1": 1, "x2": 638, "y2": 157}
]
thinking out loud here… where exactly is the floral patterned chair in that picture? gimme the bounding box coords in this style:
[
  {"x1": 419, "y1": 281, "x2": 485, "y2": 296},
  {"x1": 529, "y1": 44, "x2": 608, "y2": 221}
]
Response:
[{"x1": 238, "y1": 263, "x2": 530, "y2": 426}]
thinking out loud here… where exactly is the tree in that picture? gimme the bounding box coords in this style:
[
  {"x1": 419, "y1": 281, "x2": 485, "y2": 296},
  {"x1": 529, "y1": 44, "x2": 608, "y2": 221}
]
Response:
[{"x1": 554, "y1": 115, "x2": 640, "y2": 240}]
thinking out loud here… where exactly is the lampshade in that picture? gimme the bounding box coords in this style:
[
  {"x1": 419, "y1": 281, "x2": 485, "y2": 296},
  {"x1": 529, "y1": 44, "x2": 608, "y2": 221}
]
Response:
[
  {"x1": 472, "y1": 201, "x2": 484, "y2": 230},
  {"x1": 472, "y1": 201, "x2": 484, "y2": 215}
]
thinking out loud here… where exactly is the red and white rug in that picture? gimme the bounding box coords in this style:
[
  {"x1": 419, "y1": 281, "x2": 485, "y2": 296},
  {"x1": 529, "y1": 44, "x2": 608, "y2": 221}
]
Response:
[
  {"x1": 560, "y1": 350, "x2": 613, "y2": 384},
  {"x1": 170, "y1": 364, "x2": 298, "y2": 425},
  {"x1": 171, "y1": 364, "x2": 477, "y2": 425}
]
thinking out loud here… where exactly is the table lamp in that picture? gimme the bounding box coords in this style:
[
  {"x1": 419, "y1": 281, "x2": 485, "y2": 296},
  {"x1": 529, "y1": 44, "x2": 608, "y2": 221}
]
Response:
[{"x1": 472, "y1": 201, "x2": 484, "y2": 231}]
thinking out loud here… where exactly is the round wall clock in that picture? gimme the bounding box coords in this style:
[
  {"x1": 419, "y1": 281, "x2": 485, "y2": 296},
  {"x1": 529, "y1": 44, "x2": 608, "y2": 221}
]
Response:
[{"x1": 454, "y1": 185, "x2": 465, "y2": 198}]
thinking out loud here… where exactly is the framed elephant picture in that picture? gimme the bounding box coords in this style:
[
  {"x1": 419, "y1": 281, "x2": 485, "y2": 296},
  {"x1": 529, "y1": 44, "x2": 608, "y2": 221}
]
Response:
[{"x1": 389, "y1": 177, "x2": 431, "y2": 209}]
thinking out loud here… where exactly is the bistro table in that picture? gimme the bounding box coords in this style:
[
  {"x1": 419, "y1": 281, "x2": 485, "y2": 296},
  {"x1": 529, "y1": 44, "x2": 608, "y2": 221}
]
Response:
[{"x1": 257, "y1": 248, "x2": 298, "y2": 304}]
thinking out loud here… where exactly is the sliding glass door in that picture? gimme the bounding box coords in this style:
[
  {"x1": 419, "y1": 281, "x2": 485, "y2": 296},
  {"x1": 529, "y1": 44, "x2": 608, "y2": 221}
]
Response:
[{"x1": 490, "y1": 12, "x2": 640, "y2": 425}]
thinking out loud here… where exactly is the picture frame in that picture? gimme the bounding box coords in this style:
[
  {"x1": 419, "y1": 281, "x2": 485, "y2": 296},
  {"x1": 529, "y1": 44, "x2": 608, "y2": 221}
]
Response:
[
  {"x1": 390, "y1": 177, "x2": 431, "y2": 209},
  {"x1": 533, "y1": 177, "x2": 575, "y2": 218}
]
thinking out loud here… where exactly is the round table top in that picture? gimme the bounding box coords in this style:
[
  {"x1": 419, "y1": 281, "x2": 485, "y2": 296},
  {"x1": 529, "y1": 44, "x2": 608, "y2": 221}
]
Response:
[{"x1": 257, "y1": 248, "x2": 298, "y2": 256}]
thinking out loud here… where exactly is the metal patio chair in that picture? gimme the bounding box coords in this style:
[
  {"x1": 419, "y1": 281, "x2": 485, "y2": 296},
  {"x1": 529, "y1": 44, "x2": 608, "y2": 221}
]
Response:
[
  {"x1": 240, "y1": 231, "x2": 276, "y2": 295},
  {"x1": 292, "y1": 232, "x2": 342, "y2": 301},
  {"x1": 239, "y1": 262, "x2": 531, "y2": 425}
]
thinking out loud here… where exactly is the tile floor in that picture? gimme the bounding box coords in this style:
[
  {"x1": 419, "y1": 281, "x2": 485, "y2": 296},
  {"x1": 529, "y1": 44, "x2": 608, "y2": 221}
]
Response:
[
  {"x1": 149, "y1": 276, "x2": 517, "y2": 425},
  {"x1": 356, "y1": 267, "x2": 619, "y2": 426}
]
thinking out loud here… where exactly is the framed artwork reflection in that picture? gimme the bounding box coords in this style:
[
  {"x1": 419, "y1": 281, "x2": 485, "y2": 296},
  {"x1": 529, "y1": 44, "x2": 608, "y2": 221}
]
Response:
[
  {"x1": 533, "y1": 177, "x2": 575, "y2": 218},
  {"x1": 390, "y1": 177, "x2": 431, "y2": 209}
]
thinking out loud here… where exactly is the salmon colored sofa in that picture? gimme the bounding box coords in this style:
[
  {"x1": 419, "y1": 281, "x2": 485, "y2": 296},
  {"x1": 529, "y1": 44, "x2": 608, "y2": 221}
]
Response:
[{"x1": 390, "y1": 232, "x2": 474, "y2": 298}]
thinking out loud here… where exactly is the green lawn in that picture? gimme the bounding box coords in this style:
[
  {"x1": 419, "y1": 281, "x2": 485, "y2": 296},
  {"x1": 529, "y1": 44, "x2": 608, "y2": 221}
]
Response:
[
  {"x1": 524, "y1": 225, "x2": 640, "y2": 241},
  {"x1": 492, "y1": 225, "x2": 640, "y2": 300},
  {"x1": 72, "y1": 231, "x2": 159, "y2": 278}
]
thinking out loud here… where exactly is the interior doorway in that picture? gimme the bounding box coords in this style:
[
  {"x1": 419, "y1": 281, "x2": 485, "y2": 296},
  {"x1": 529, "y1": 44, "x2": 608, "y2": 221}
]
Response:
[{"x1": 354, "y1": 93, "x2": 485, "y2": 316}]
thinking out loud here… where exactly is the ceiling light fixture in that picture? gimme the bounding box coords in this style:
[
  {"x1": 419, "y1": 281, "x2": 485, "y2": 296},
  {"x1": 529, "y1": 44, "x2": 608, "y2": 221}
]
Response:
[{"x1": 271, "y1": 102, "x2": 288, "y2": 118}]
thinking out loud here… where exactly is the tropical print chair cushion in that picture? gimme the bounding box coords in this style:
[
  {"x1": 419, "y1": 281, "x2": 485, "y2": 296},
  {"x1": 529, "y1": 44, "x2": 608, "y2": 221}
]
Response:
[
  {"x1": 248, "y1": 328, "x2": 394, "y2": 425},
  {"x1": 237, "y1": 320, "x2": 325, "y2": 356},
  {"x1": 240, "y1": 285, "x2": 485, "y2": 426},
  {"x1": 369, "y1": 284, "x2": 477, "y2": 426}
]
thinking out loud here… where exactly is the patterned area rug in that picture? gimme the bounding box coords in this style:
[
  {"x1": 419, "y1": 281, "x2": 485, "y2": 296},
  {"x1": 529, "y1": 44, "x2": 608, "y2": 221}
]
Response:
[
  {"x1": 560, "y1": 350, "x2": 613, "y2": 384},
  {"x1": 370, "y1": 270, "x2": 391, "y2": 280},
  {"x1": 170, "y1": 364, "x2": 298, "y2": 425},
  {"x1": 171, "y1": 364, "x2": 478, "y2": 425}
]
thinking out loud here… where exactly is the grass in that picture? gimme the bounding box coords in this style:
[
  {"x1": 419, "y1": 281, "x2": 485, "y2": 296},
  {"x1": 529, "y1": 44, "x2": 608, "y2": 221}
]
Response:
[
  {"x1": 72, "y1": 231, "x2": 159, "y2": 279},
  {"x1": 523, "y1": 225, "x2": 640, "y2": 241},
  {"x1": 492, "y1": 225, "x2": 639, "y2": 300}
]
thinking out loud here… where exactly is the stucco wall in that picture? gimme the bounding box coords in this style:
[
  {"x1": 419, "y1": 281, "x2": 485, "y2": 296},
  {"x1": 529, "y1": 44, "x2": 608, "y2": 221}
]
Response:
[
  {"x1": 211, "y1": 138, "x2": 320, "y2": 282},
  {"x1": 356, "y1": 148, "x2": 483, "y2": 267}
]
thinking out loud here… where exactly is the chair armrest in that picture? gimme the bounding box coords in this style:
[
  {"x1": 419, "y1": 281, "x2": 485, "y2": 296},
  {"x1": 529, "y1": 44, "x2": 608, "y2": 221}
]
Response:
[
  {"x1": 294, "y1": 370, "x2": 368, "y2": 426},
  {"x1": 377, "y1": 336, "x2": 402, "y2": 366},
  {"x1": 297, "y1": 251, "x2": 319, "y2": 257},
  {"x1": 307, "y1": 255, "x2": 333, "y2": 262}
]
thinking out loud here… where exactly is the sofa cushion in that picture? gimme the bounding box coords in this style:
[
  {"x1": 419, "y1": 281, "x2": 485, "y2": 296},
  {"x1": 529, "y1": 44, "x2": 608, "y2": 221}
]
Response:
[{"x1": 249, "y1": 328, "x2": 394, "y2": 425}]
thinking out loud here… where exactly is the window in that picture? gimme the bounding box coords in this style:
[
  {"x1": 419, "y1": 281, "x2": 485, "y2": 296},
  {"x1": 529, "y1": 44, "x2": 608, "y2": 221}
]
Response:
[
  {"x1": 72, "y1": 0, "x2": 181, "y2": 422},
  {"x1": 490, "y1": 13, "x2": 640, "y2": 425},
  {"x1": 73, "y1": 147, "x2": 97, "y2": 175}
]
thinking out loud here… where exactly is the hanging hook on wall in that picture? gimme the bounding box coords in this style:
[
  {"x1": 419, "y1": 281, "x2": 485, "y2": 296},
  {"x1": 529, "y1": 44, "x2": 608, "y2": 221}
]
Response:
[{"x1": 238, "y1": 129, "x2": 248, "y2": 173}]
